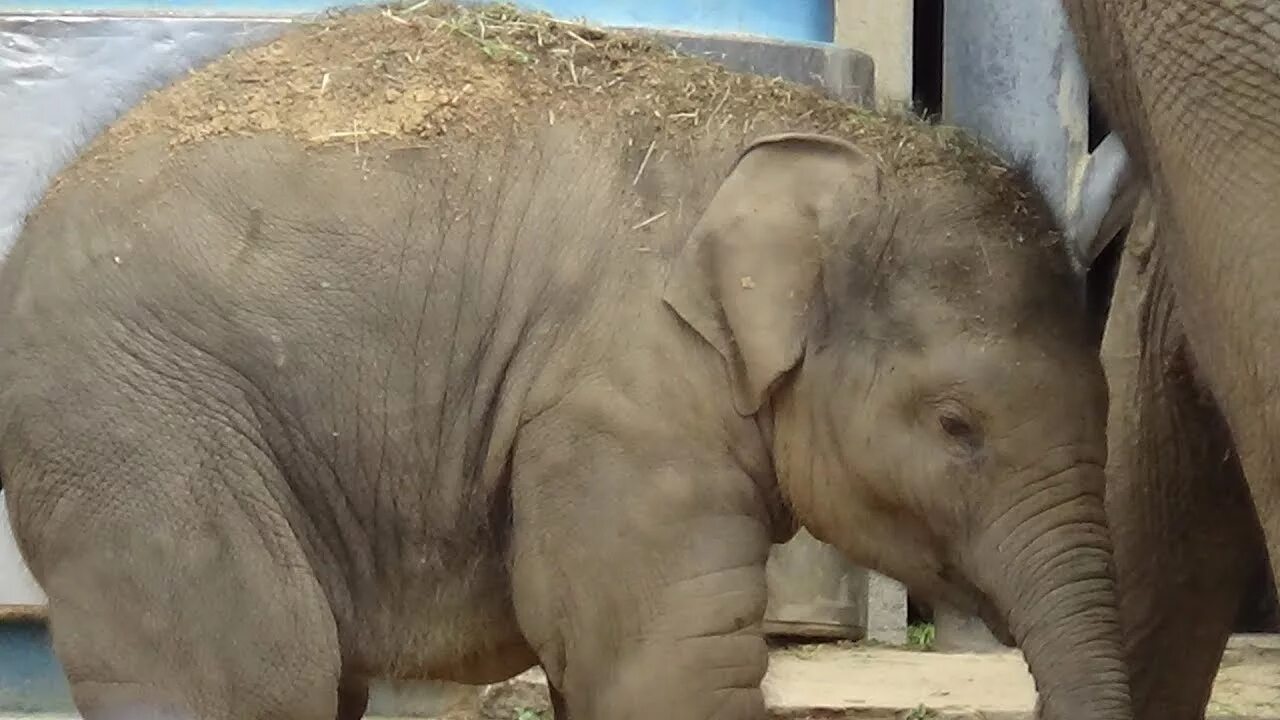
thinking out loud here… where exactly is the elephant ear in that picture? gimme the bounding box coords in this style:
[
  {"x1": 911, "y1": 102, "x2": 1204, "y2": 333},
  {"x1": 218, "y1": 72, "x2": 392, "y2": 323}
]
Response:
[{"x1": 663, "y1": 132, "x2": 882, "y2": 416}]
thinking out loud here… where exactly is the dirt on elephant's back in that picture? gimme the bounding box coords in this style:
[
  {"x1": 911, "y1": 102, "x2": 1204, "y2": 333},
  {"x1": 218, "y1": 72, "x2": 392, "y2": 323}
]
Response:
[{"x1": 85, "y1": 1, "x2": 1043, "y2": 210}]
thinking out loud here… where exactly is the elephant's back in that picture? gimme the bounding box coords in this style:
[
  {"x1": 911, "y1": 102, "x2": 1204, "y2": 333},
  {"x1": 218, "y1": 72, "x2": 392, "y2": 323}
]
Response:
[{"x1": 0, "y1": 0, "x2": 1023, "y2": 338}]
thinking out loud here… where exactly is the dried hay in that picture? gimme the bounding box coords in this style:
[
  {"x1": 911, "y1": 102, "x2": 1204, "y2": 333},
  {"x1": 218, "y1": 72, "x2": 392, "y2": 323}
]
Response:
[{"x1": 83, "y1": 1, "x2": 1057, "y2": 237}]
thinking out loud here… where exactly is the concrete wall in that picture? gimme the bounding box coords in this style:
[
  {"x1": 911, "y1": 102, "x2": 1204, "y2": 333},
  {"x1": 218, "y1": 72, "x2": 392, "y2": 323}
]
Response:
[
  {"x1": 0, "y1": 511, "x2": 42, "y2": 607},
  {"x1": 833, "y1": 0, "x2": 913, "y2": 109}
]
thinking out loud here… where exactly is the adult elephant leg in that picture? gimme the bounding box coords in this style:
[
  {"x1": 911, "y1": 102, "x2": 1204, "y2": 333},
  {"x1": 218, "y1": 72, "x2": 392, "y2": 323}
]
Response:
[{"x1": 1100, "y1": 196, "x2": 1264, "y2": 719}]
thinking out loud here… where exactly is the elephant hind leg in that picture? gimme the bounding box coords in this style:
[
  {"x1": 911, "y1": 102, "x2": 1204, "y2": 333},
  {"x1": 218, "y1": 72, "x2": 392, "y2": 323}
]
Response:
[
  {"x1": 42, "y1": 512, "x2": 343, "y2": 720},
  {"x1": 19, "y1": 456, "x2": 343, "y2": 720}
]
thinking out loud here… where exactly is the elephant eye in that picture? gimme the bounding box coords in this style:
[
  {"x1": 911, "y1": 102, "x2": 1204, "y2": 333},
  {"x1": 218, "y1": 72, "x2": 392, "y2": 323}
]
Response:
[
  {"x1": 935, "y1": 405, "x2": 980, "y2": 448},
  {"x1": 938, "y1": 413, "x2": 973, "y2": 438}
]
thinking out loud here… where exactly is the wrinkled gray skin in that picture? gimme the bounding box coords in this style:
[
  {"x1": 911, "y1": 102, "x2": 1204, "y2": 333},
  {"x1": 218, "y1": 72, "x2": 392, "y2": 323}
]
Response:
[
  {"x1": 1064, "y1": 2, "x2": 1280, "y2": 719},
  {"x1": 1095, "y1": 191, "x2": 1270, "y2": 719},
  {"x1": 0, "y1": 121, "x2": 1129, "y2": 720}
]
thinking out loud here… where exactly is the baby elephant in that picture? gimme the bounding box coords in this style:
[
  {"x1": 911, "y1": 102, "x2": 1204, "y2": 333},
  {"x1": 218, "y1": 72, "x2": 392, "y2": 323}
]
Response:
[{"x1": 0, "y1": 15, "x2": 1129, "y2": 720}]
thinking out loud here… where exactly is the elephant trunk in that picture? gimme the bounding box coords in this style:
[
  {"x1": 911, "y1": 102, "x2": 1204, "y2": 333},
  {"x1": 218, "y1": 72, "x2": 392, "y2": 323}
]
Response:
[{"x1": 976, "y1": 463, "x2": 1132, "y2": 720}]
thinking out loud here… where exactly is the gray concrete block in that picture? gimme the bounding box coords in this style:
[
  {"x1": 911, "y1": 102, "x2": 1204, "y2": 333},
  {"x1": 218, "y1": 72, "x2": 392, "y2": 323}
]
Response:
[
  {"x1": 367, "y1": 679, "x2": 479, "y2": 717},
  {"x1": 764, "y1": 528, "x2": 869, "y2": 640},
  {"x1": 645, "y1": 29, "x2": 876, "y2": 107},
  {"x1": 763, "y1": 529, "x2": 907, "y2": 643},
  {"x1": 933, "y1": 603, "x2": 1004, "y2": 653},
  {"x1": 863, "y1": 571, "x2": 908, "y2": 645}
]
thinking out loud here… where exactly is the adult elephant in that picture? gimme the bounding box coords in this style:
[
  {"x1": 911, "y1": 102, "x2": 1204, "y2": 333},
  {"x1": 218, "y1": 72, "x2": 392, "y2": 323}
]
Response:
[{"x1": 1064, "y1": 2, "x2": 1280, "y2": 718}]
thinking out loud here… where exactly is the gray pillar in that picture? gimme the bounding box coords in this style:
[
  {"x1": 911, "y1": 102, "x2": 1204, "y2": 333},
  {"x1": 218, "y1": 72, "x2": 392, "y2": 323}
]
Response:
[{"x1": 941, "y1": 0, "x2": 1090, "y2": 230}]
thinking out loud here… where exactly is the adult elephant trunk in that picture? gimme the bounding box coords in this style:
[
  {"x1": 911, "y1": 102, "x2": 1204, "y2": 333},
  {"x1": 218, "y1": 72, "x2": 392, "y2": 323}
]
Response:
[{"x1": 974, "y1": 462, "x2": 1132, "y2": 720}]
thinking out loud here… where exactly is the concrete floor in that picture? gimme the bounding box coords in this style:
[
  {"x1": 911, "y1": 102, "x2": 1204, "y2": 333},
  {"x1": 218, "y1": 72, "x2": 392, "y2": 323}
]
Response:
[
  {"x1": 762, "y1": 636, "x2": 1280, "y2": 719},
  {"x1": 473, "y1": 635, "x2": 1280, "y2": 720},
  {"x1": 5, "y1": 635, "x2": 1277, "y2": 719}
]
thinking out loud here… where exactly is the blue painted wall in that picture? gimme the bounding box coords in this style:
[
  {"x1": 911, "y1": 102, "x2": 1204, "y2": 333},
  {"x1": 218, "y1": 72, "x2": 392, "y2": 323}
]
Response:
[
  {"x1": 496, "y1": 1, "x2": 832, "y2": 43},
  {"x1": 0, "y1": 0, "x2": 835, "y2": 43},
  {"x1": 0, "y1": 623, "x2": 74, "y2": 713}
]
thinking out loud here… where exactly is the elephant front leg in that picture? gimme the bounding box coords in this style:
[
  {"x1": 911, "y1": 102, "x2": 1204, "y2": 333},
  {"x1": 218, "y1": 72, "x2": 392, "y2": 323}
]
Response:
[
  {"x1": 1101, "y1": 228, "x2": 1264, "y2": 719},
  {"x1": 1107, "y1": 379, "x2": 1261, "y2": 720},
  {"x1": 509, "y1": 412, "x2": 776, "y2": 720}
]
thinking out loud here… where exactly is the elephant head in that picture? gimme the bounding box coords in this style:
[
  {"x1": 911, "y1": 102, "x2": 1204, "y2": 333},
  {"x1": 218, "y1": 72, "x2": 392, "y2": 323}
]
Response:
[{"x1": 664, "y1": 133, "x2": 1131, "y2": 720}]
